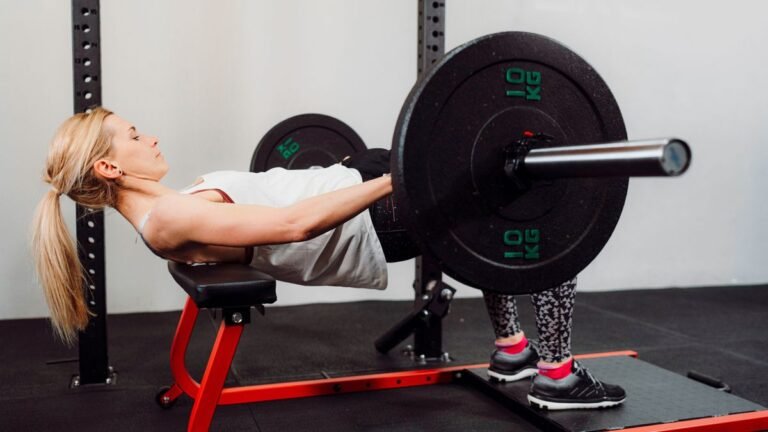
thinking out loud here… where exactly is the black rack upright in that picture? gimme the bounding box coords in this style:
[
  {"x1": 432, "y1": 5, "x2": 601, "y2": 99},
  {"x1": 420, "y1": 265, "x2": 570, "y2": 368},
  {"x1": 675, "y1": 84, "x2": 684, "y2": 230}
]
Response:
[
  {"x1": 412, "y1": 0, "x2": 446, "y2": 359},
  {"x1": 71, "y1": 0, "x2": 112, "y2": 386}
]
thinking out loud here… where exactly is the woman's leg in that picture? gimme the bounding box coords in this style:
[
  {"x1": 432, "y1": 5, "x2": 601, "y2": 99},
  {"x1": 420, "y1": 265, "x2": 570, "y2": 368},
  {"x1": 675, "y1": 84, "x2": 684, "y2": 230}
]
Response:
[
  {"x1": 483, "y1": 291, "x2": 523, "y2": 341},
  {"x1": 483, "y1": 290, "x2": 538, "y2": 382},
  {"x1": 482, "y1": 278, "x2": 577, "y2": 383},
  {"x1": 530, "y1": 277, "x2": 577, "y2": 364},
  {"x1": 527, "y1": 277, "x2": 626, "y2": 410}
]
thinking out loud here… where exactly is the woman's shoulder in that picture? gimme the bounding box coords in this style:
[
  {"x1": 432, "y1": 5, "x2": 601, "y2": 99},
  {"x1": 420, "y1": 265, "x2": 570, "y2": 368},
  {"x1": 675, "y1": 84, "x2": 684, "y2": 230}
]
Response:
[{"x1": 146, "y1": 192, "x2": 230, "y2": 252}]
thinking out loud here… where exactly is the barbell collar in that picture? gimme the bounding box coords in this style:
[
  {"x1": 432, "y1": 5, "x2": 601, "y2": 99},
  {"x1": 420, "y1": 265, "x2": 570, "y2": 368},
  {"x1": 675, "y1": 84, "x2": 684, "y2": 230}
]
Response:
[{"x1": 521, "y1": 138, "x2": 691, "y2": 179}]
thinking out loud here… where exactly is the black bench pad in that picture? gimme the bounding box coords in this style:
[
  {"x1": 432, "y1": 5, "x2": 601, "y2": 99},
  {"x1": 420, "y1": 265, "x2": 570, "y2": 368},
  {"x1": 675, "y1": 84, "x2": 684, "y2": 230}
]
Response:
[{"x1": 168, "y1": 262, "x2": 277, "y2": 309}]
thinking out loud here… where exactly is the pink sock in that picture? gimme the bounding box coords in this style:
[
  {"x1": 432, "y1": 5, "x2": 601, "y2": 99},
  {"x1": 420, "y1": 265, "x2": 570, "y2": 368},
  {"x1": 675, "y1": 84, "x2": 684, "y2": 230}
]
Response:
[
  {"x1": 496, "y1": 335, "x2": 528, "y2": 355},
  {"x1": 538, "y1": 358, "x2": 573, "y2": 380}
]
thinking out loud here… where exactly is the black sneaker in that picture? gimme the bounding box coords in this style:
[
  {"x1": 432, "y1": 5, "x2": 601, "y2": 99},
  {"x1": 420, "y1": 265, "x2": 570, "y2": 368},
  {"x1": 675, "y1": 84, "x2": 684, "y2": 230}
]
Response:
[
  {"x1": 528, "y1": 361, "x2": 626, "y2": 410},
  {"x1": 487, "y1": 341, "x2": 539, "y2": 382}
]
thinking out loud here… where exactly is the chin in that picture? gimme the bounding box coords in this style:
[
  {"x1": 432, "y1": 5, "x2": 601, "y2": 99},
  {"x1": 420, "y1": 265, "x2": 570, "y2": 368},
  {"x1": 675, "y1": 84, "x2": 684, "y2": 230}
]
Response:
[{"x1": 156, "y1": 166, "x2": 170, "y2": 180}]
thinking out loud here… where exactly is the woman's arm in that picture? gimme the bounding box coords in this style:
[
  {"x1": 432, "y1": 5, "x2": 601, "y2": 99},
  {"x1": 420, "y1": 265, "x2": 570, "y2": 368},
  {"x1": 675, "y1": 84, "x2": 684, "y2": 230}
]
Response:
[{"x1": 152, "y1": 175, "x2": 392, "y2": 248}]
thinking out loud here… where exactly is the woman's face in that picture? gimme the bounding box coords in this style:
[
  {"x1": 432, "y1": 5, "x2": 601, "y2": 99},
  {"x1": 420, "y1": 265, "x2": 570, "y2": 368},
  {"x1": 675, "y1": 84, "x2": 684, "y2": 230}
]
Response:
[{"x1": 102, "y1": 114, "x2": 168, "y2": 181}]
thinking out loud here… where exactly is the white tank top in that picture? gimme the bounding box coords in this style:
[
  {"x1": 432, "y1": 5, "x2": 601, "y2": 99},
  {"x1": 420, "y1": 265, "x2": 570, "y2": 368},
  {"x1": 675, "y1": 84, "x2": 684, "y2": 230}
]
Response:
[{"x1": 181, "y1": 165, "x2": 388, "y2": 290}]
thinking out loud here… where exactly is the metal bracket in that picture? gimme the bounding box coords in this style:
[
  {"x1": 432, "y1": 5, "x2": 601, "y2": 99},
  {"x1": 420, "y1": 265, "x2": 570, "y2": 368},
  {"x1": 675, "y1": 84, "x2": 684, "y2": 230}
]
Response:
[
  {"x1": 223, "y1": 308, "x2": 252, "y2": 326},
  {"x1": 504, "y1": 132, "x2": 554, "y2": 190},
  {"x1": 418, "y1": 279, "x2": 456, "y2": 319},
  {"x1": 70, "y1": 366, "x2": 117, "y2": 389}
]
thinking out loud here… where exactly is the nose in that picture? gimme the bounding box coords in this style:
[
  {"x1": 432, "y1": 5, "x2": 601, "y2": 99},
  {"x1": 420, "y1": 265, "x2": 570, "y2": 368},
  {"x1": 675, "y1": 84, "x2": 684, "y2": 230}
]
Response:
[{"x1": 149, "y1": 135, "x2": 159, "y2": 147}]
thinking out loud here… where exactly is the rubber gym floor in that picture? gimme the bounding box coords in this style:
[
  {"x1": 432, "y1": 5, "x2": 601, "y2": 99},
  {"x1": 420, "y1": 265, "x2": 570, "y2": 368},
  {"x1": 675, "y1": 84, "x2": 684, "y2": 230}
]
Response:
[{"x1": 2, "y1": 284, "x2": 766, "y2": 431}]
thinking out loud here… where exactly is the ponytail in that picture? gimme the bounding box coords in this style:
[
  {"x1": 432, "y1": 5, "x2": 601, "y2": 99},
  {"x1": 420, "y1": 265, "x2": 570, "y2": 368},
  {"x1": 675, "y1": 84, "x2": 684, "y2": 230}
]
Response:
[
  {"x1": 31, "y1": 190, "x2": 90, "y2": 345},
  {"x1": 33, "y1": 107, "x2": 114, "y2": 345}
]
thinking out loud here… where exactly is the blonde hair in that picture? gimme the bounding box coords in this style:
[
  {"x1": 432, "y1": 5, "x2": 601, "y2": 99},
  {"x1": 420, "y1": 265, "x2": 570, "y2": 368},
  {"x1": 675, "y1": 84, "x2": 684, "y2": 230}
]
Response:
[{"x1": 31, "y1": 107, "x2": 117, "y2": 345}]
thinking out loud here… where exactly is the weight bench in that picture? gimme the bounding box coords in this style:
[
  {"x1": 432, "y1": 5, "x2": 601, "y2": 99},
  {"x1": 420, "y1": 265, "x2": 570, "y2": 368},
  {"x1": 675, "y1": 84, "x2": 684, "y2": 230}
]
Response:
[
  {"x1": 157, "y1": 262, "x2": 470, "y2": 431},
  {"x1": 156, "y1": 262, "x2": 277, "y2": 431}
]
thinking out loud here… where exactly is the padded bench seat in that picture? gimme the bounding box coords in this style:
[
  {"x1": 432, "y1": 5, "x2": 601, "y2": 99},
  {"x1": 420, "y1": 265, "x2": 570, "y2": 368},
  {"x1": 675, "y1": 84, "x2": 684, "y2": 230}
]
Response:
[{"x1": 168, "y1": 261, "x2": 277, "y2": 309}]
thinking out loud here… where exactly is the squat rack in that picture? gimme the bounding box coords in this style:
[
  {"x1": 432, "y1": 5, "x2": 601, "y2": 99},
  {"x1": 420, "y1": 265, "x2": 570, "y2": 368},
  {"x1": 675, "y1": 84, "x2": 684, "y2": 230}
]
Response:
[{"x1": 63, "y1": 2, "x2": 768, "y2": 432}]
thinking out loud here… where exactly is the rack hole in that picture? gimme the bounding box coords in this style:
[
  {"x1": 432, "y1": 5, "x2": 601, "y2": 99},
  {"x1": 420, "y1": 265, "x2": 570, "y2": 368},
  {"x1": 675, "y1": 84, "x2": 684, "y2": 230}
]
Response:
[
  {"x1": 87, "y1": 236, "x2": 95, "y2": 243},
  {"x1": 432, "y1": 16, "x2": 440, "y2": 23},
  {"x1": 82, "y1": 24, "x2": 91, "y2": 33},
  {"x1": 88, "y1": 253, "x2": 96, "y2": 259},
  {"x1": 82, "y1": 41, "x2": 92, "y2": 50},
  {"x1": 87, "y1": 220, "x2": 95, "y2": 227},
  {"x1": 81, "y1": 8, "x2": 90, "y2": 16},
  {"x1": 84, "y1": 92, "x2": 93, "y2": 100}
]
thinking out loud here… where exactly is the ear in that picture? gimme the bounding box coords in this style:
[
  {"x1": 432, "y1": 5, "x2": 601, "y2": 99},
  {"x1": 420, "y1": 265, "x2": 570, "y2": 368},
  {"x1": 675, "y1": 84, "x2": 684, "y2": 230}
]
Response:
[{"x1": 92, "y1": 159, "x2": 123, "y2": 180}]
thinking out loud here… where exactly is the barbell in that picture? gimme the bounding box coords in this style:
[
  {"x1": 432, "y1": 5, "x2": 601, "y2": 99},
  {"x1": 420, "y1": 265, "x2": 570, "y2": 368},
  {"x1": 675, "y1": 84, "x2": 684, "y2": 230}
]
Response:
[{"x1": 254, "y1": 31, "x2": 691, "y2": 295}]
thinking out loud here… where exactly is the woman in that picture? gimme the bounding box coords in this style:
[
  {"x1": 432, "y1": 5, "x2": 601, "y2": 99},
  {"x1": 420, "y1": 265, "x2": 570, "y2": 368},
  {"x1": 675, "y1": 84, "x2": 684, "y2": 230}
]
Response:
[{"x1": 32, "y1": 108, "x2": 624, "y2": 410}]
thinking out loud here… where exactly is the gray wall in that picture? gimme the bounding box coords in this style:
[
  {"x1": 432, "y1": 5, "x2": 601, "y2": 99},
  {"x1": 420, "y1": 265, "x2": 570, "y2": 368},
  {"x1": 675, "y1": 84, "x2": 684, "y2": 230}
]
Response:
[{"x1": 2, "y1": 0, "x2": 766, "y2": 320}]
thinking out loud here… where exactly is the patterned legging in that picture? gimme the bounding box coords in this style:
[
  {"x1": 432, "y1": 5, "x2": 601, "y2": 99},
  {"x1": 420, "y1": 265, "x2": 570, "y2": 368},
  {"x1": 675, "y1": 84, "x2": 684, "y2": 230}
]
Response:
[{"x1": 483, "y1": 278, "x2": 577, "y2": 363}]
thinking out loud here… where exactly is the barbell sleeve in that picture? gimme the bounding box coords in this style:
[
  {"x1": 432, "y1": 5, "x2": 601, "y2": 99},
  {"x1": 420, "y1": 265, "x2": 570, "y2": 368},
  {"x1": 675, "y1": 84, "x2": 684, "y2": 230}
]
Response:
[{"x1": 520, "y1": 138, "x2": 691, "y2": 179}]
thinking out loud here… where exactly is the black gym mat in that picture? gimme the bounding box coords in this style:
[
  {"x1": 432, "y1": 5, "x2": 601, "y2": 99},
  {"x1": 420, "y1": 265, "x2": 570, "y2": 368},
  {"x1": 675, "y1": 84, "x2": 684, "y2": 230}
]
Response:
[
  {"x1": 249, "y1": 382, "x2": 540, "y2": 432},
  {"x1": 1, "y1": 284, "x2": 767, "y2": 431},
  {"x1": 465, "y1": 355, "x2": 765, "y2": 432}
]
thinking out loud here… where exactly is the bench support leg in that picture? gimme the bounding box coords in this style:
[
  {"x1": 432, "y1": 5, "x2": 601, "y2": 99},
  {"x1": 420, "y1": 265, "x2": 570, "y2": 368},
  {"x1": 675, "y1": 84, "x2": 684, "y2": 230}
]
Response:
[
  {"x1": 168, "y1": 298, "x2": 201, "y2": 399},
  {"x1": 187, "y1": 319, "x2": 244, "y2": 432}
]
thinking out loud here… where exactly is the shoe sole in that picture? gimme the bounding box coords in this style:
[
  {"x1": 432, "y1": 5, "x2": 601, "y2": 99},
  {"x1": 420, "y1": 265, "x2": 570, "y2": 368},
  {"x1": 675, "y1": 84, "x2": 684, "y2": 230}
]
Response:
[
  {"x1": 487, "y1": 367, "x2": 537, "y2": 383},
  {"x1": 527, "y1": 394, "x2": 625, "y2": 410}
]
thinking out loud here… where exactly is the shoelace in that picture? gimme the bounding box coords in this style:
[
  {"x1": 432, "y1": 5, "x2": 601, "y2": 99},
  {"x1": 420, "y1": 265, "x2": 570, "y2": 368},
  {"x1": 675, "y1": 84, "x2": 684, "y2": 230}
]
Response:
[{"x1": 573, "y1": 361, "x2": 605, "y2": 393}]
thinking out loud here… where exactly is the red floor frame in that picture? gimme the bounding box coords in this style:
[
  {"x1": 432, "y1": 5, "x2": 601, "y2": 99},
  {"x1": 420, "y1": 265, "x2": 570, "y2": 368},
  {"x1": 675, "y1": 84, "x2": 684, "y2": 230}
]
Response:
[{"x1": 159, "y1": 298, "x2": 768, "y2": 432}]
